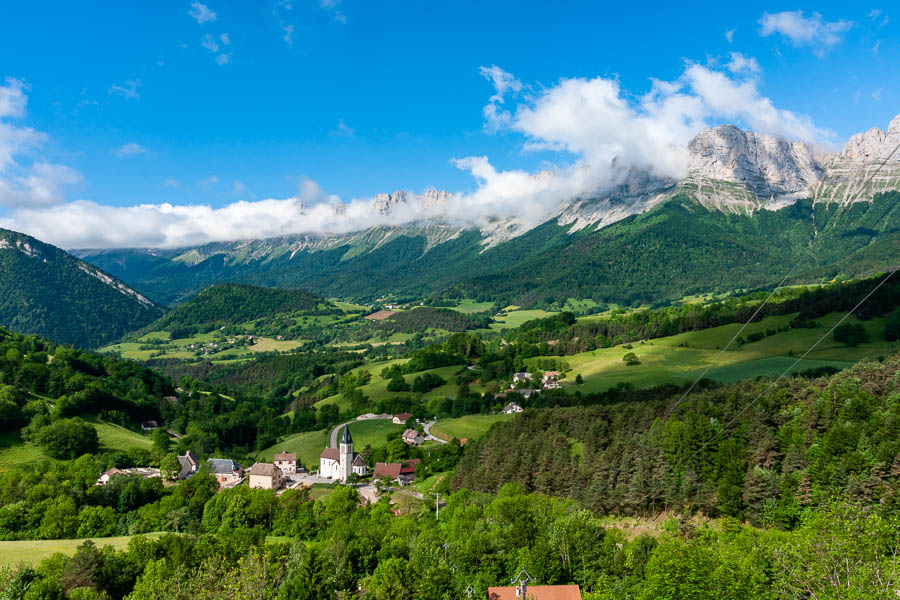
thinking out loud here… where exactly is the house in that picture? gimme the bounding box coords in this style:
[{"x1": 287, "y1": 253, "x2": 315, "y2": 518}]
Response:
[
  {"x1": 95, "y1": 468, "x2": 127, "y2": 486},
  {"x1": 392, "y1": 412, "x2": 414, "y2": 425},
  {"x1": 163, "y1": 396, "x2": 178, "y2": 404},
  {"x1": 401, "y1": 428, "x2": 424, "y2": 446},
  {"x1": 176, "y1": 450, "x2": 200, "y2": 480},
  {"x1": 542, "y1": 371, "x2": 561, "y2": 390},
  {"x1": 512, "y1": 372, "x2": 533, "y2": 384},
  {"x1": 373, "y1": 459, "x2": 420, "y2": 485},
  {"x1": 503, "y1": 402, "x2": 524, "y2": 414},
  {"x1": 207, "y1": 459, "x2": 243, "y2": 486},
  {"x1": 517, "y1": 389, "x2": 537, "y2": 399},
  {"x1": 542, "y1": 371, "x2": 560, "y2": 381},
  {"x1": 543, "y1": 381, "x2": 561, "y2": 390},
  {"x1": 319, "y1": 426, "x2": 368, "y2": 482},
  {"x1": 274, "y1": 451, "x2": 298, "y2": 474},
  {"x1": 487, "y1": 584, "x2": 582, "y2": 600},
  {"x1": 140, "y1": 420, "x2": 159, "y2": 431},
  {"x1": 247, "y1": 462, "x2": 284, "y2": 489}
]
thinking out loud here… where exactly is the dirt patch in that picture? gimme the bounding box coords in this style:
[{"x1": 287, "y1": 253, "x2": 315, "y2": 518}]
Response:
[{"x1": 364, "y1": 310, "x2": 397, "y2": 321}]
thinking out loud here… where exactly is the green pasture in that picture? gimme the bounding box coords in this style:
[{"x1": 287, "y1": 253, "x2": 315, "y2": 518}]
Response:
[
  {"x1": 429, "y1": 413, "x2": 514, "y2": 442},
  {"x1": 0, "y1": 533, "x2": 167, "y2": 567}
]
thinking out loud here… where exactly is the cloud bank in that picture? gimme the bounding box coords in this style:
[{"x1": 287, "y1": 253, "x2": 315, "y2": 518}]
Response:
[{"x1": 0, "y1": 60, "x2": 832, "y2": 249}]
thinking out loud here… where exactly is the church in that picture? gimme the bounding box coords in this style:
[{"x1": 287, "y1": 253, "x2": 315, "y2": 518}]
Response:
[{"x1": 319, "y1": 425, "x2": 368, "y2": 481}]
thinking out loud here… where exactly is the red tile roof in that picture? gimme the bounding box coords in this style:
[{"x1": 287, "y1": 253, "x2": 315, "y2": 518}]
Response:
[
  {"x1": 487, "y1": 585, "x2": 582, "y2": 600},
  {"x1": 373, "y1": 462, "x2": 402, "y2": 479},
  {"x1": 320, "y1": 448, "x2": 340, "y2": 460},
  {"x1": 274, "y1": 451, "x2": 296, "y2": 461},
  {"x1": 394, "y1": 412, "x2": 413, "y2": 421}
]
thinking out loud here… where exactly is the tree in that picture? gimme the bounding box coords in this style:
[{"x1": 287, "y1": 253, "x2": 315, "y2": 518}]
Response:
[
  {"x1": 885, "y1": 309, "x2": 900, "y2": 341},
  {"x1": 833, "y1": 323, "x2": 869, "y2": 347},
  {"x1": 623, "y1": 352, "x2": 640, "y2": 366},
  {"x1": 151, "y1": 428, "x2": 170, "y2": 454},
  {"x1": 161, "y1": 453, "x2": 182, "y2": 480},
  {"x1": 33, "y1": 418, "x2": 99, "y2": 459},
  {"x1": 575, "y1": 374, "x2": 584, "y2": 385},
  {"x1": 387, "y1": 374, "x2": 410, "y2": 392}
]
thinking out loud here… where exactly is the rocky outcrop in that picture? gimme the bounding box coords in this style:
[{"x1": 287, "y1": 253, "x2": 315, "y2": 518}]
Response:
[{"x1": 813, "y1": 114, "x2": 900, "y2": 204}]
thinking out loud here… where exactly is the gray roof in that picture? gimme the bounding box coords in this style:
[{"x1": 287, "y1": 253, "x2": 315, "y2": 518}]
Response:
[
  {"x1": 207, "y1": 458, "x2": 242, "y2": 474},
  {"x1": 340, "y1": 425, "x2": 353, "y2": 444}
]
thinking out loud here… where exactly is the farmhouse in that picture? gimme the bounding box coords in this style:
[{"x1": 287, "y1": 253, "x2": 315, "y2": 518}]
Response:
[
  {"x1": 176, "y1": 450, "x2": 200, "y2": 480},
  {"x1": 274, "y1": 451, "x2": 298, "y2": 474},
  {"x1": 247, "y1": 462, "x2": 283, "y2": 489},
  {"x1": 207, "y1": 458, "x2": 243, "y2": 486},
  {"x1": 401, "y1": 428, "x2": 424, "y2": 446},
  {"x1": 392, "y1": 412, "x2": 413, "y2": 425},
  {"x1": 487, "y1": 584, "x2": 582, "y2": 600},
  {"x1": 140, "y1": 420, "x2": 159, "y2": 430},
  {"x1": 95, "y1": 468, "x2": 127, "y2": 486},
  {"x1": 319, "y1": 426, "x2": 368, "y2": 481},
  {"x1": 503, "y1": 402, "x2": 524, "y2": 414}
]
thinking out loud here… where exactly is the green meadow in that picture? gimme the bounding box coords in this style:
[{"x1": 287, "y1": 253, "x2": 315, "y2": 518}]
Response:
[
  {"x1": 0, "y1": 534, "x2": 166, "y2": 567},
  {"x1": 429, "y1": 413, "x2": 514, "y2": 442}
]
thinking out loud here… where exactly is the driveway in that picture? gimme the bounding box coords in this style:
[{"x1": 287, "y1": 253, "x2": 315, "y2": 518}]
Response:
[{"x1": 422, "y1": 421, "x2": 448, "y2": 444}]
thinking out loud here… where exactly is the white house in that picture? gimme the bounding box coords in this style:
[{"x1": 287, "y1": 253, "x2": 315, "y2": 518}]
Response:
[
  {"x1": 207, "y1": 458, "x2": 243, "y2": 486},
  {"x1": 95, "y1": 468, "x2": 127, "y2": 486},
  {"x1": 401, "y1": 428, "x2": 424, "y2": 446},
  {"x1": 392, "y1": 412, "x2": 413, "y2": 425},
  {"x1": 247, "y1": 462, "x2": 284, "y2": 489},
  {"x1": 274, "y1": 451, "x2": 297, "y2": 474},
  {"x1": 513, "y1": 372, "x2": 533, "y2": 384},
  {"x1": 319, "y1": 426, "x2": 368, "y2": 481},
  {"x1": 503, "y1": 402, "x2": 524, "y2": 414}
]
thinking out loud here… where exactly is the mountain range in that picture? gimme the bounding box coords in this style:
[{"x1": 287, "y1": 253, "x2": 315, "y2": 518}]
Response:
[{"x1": 73, "y1": 114, "x2": 900, "y2": 307}]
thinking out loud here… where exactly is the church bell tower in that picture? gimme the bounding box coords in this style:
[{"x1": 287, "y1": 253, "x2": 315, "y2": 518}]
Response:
[{"x1": 339, "y1": 425, "x2": 353, "y2": 482}]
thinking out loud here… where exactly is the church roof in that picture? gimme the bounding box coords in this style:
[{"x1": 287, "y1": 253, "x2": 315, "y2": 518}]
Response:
[
  {"x1": 320, "y1": 447, "x2": 340, "y2": 461},
  {"x1": 340, "y1": 425, "x2": 353, "y2": 444},
  {"x1": 352, "y1": 453, "x2": 366, "y2": 466}
]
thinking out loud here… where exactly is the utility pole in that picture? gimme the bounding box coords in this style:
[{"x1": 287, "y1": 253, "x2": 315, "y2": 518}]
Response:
[{"x1": 435, "y1": 492, "x2": 440, "y2": 519}]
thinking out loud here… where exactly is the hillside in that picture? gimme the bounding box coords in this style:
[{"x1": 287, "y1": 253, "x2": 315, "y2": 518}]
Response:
[
  {"x1": 76, "y1": 192, "x2": 900, "y2": 308},
  {"x1": 0, "y1": 228, "x2": 163, "y2": 348},
  {"x1": 452, "y1": 353, "x2": 900, "y2": 523}
]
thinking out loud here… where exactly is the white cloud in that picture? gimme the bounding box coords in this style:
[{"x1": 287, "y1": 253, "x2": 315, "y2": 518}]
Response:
[
  {"x1": 189, "y1": 2, "x2": 217, "y2": 24},
  {"x1": 318, "y1": 0, "x2": 346, "y2": 24},
  {"x1": 201, "y1": 33, "x2": 219, "y2": 53},
  {"x1": 725, "y1": 29, "x2": 735, "y2": 43},
  {"x1": 873, "y1": 40, "x2": 880, "y2": 54},
  {"x1": 0, "y1": 60, "x2": 835, "y2": 248},
  {"x1": 220, "y1": 33, "x2": 230, "y2": 45},
  {"x1": 479, "y1": 65, "x2": 523, "y2": 132},
  {"x1": 281, "y1": 23, "x2": 295, "y2": 44},
  {"x1": 330, "y1": 118, "x2": 354, "y2": 137},
  {"x1": 334, "y1": 11, "x2": 347, "y2": 24},
  {"x1": 872, "y1": 88, "x2": 883, "y2": 102},
  {"x1": 232, "y1": 180, "x2": 246, "y2": 194},
  {"x1": 114, "y1": 142, "x2": 146, "y2": 157},
  {"x1": 108, "y1": 80, "x2": 141, "y2": 100},
  {"x1": 759, "y1": 10, "x2": 853, "y2": 57},
  {"x1": 868, "y1": 9, "x2": 882, "y2": 19},
  {"x1": 163, "y1": 178, "x2": 181, "y2": 188},
  {"x1": 0, "y1": 79, "x2": 81, "y2": 208},
  {"x1": 726, "y1": 52, "x2": 761, "y2": 75},
  {"x1": 216, "y1": 53, "x2": 232, "y2": 66}
]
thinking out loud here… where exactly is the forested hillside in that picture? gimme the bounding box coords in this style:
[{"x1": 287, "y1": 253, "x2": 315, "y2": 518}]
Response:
[
  {"x1": 453, "y1": 354, "x2": 900, "y2": 524},
  {"x1": 144, "y1": 283, "x2": 334, "y2": 336},
  {"x1": 0, "y1": 229, "x2": 163, "y2": 348},
  {"x1": 77, "y1": 192, "x2": 900, "y2": 307}
]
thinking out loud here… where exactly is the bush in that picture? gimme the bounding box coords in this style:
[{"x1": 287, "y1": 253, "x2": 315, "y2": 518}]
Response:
[
  {"x1": 623, "y1": 352, "x2": 640, "y2": 366},
  {"x1": 833, "y1": 323, "x2": 869, "y2": 347},
  {"x1": 885, "y1": 309, "x2": 900, "y2": 342},
  {"x1": 386, "y1": 374, "x2": 410, "y2": 392},
  {"x1": 33, "y1": 418, "x2": 99, "y2": 459}
]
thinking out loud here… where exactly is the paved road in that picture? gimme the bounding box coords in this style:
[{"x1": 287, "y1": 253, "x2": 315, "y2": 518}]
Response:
[{"x1": 422, "y1": 421, "x2": 448, "y2": 444}]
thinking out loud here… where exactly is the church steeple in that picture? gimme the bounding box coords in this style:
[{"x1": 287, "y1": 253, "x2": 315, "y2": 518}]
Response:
[{"x1": 339, "y1": 425, "x2": 353, "y2": 482}]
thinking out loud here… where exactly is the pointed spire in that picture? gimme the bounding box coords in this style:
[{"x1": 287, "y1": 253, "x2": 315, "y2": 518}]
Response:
[{"x1": 340, "y1": 425, "x2": 353, "y2": 445}]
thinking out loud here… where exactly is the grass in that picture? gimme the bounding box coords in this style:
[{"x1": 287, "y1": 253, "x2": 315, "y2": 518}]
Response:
[
  {"x1": 490, "y1": 309, "x2": 558, "y2": 331},
  {"x1": 316, "y1": 364, "x2": 464, "y2": 410},
  {"x1": 258, "y1": 429, "x2": 330, "y2": 470},
  {"x1": 551, "y1": 312, "x2": 897, "y2": 394},
  {"x1": 0, "y1": 419, "x2": 153, "y2": 472},
  {"x1": 0, "y1": 533, "x2": 166, "y2": 567},
  {"x1": 448, "y1": 299, "x2": 495, "y2": 314},
  {"x1": 414, "y1": 472, "x2": 448, "y2": 494},
  {"x1": 430, "y1": 413, "x2": 514, "y2": 442},
  {"x1": 343, "y1": 419, "x2": 405, "y2": 450}
]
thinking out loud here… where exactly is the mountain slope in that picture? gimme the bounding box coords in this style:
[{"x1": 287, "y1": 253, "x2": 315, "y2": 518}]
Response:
[{"x1": 0, "y1": 228, "x2": 163, "y2": 348}]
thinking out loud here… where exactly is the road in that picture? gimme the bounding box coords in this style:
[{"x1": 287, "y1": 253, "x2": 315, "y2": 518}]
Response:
[{"x1": 422, "y1": 421, "x2": 448, "y2": 444}]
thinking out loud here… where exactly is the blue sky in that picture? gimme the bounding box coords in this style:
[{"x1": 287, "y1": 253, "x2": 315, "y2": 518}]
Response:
[{"x1": 0, "y1": 1, "x2": 896, "y2": 247}]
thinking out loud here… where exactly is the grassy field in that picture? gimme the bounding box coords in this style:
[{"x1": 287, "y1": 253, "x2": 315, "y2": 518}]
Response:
[
  {"x1": 259, "y1": 419, "x2": 404, "y2": 469},
  {"x1": 316, "y1": 364, "x2": 464, "y2": 411},
  {"x1": 0, "y1": 420, "x2": 153, "y2": 472},
  {"x1": 490, "y1": 309, "x2": 558, "y2": 331},
  {"x1": 547, "y1": 312, "x2": 896, "y2": 394},
  {"x1": 0, "y1": 533, "x2": 166, "y2": 567},
  {"x1": 448, "y1": 299, "x2": 495, "y2": 314},
  {"x1": 258, "y1": 429, "x2": 330, "y2": 469},
  {"x1": 430, "y1": 413, "x2": 515, "y2": 442}
]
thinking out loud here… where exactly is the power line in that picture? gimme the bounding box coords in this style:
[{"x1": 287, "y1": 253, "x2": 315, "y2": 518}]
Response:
[
  {"x1": 654, "y1": 136, "x2": 900, "y2": 435},
  {"x1": 663, "y1": 265, "x2": 897, "y2": 479}
]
